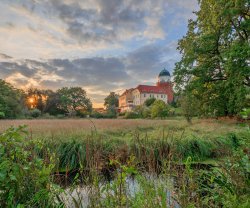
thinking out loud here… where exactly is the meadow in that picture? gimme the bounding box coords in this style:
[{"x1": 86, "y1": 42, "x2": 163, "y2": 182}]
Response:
[{"x1": 0, "y1": 118, "x2": 249, "y2": 207}]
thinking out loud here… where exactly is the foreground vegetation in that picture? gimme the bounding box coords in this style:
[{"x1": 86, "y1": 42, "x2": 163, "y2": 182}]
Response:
[
  {"x1": 0, "y1": 118, "x2": 249, "y2": 207},
  {"x1": 0, "y1": 0, "x2": 249, "y2": 207}
]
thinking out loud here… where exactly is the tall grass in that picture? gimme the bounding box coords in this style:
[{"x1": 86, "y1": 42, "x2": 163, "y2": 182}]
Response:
[
  {"x1": 0, "y1": 119, "x2": 249, "y2": 207},
  {"x1": 36, "y1": 125, "x2": 247, "y2": 177}
]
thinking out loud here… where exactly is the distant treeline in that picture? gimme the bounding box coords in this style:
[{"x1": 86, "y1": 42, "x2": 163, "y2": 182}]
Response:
[
  {"x1": 0, "y1": 79, "x2": 93, "y2": 119},
  {"x1": 0, "y1": 78, "x2": 249, "y2": 120}
]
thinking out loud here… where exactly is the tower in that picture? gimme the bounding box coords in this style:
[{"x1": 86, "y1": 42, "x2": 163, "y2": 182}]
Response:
[{"x1": 157, "y1": 68, "x2": 174, "y2": 103}]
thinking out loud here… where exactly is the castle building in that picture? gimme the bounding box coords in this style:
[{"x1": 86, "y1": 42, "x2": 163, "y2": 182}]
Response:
[{"x1": 119, "y1": 69, "x2": 174, "y2": 112}]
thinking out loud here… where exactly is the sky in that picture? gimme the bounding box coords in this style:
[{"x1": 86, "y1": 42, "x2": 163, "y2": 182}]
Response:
[{"x1": 0, "y1": 0, "x2": 199, "y2": 107}]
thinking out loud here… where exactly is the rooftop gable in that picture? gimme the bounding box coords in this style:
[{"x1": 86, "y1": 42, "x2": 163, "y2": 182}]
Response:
[{"x1": 136, "y1": 85, "x2": 167, "y2": 94}]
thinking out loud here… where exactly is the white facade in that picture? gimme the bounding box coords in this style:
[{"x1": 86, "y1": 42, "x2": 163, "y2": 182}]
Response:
[
  {"x1": 132, "y1": 90, "x2": 168, "y2": 106},
  {"x1": 119, "y1": 69, "x2": 173, "y2": 112}
]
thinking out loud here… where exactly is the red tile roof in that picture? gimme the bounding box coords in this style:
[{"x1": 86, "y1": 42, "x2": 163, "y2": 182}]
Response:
[{"x1": 136, "y1": 85, "x2": 167, "y2": 94}]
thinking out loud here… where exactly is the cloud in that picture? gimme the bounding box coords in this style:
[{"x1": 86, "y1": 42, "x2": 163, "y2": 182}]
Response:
[
  {"x1": 125, "y1": 41, "x2": 179, "y2": 81},
  {"x1": 0, "y1": 40, "x2": 179, "y2": 105},
  {"x1": 0, "y1": 53, "x2": 13, "y2": 61},
  {"x1": 0, "y1": 0, "x2": 198, "y2": 59},
  {"x1": 0, "y1": 0, "x2": 199, "y2": 106}
]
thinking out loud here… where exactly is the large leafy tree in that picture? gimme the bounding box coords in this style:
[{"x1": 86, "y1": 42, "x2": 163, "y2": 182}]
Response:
[
  {"x1": 26, "y1": 88, "x2": 47, "y2": 112},
  {"x1": 0, "y1": 80, "x2": 25, "y2": 118},
  {"x1": 57, "y1": 87, "x2": 92, "y2": 115},
  {"x1": 26, "y1": 88, "x2": 64, "y2": 115},
  {"x1": 104, "y1": 92, "x2": 119, "y2": 113},
  {"x1": 174, "y1": 0, "x2": 250, "y2": 116}
]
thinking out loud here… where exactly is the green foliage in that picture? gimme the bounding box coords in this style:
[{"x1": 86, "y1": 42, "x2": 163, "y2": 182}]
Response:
[
  {"x1": 144, "y1": 97, "x2": 156, "y2": 107},
  {"x1": 151, "y1": 100, "x2": 170, "y2": 118},
  {"x1": 0, "y1": 126, "x2": 61, "y2": 207},
  {"x1": 124, "y1": 111, "x2": 140, "y2": 119},
  {"x1": 57, "y1": 87, "x2": 92, "y2": 116},
  {"x1": 179, "y1": 93, "x2": 198, "y2": 123},
  {"x1": 104, "y1": 92, "x2": 119, "y2": 118},
  {"x1": 198, "y1": 150, "x2": 250, "y2": 207},
  {"x1": 91, "y1": 110, "x2": 104, "y2": 118},
  {"x1": 174, "y1": 0, "x2": 250, "y2": 117},
  {"x1": 0, "y1": 79, "x2": 25, "y2": 118},
  {"x1": 240, "y1": 108, "x2": 250, "y2": 120},
  {"x1": 142, "y1": 107, "x2": 151, "y2": 118},
  {"x1": 104, "y1": 92, "x2": 119, "y2": 110},
  {"x1": 0, "y1": 112, "x2": 5, "y2": 119},
  {"x1": 30, "y1": 108, "x2": 42, "y2": 118},
  {"x1": 123, "y1": 105, "x2": 152, "y2": 119},
  {"x1": 1, "y1": 121, "x2": 249, "y2": 207}
]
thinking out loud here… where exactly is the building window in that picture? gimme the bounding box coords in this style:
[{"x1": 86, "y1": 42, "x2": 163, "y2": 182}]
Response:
[
  {"x1": 161, "y1": 95, "x2": 163, "y2": 98},
  {"x1": 144, "y1": 94, "x2": 146, "y2": 97}
]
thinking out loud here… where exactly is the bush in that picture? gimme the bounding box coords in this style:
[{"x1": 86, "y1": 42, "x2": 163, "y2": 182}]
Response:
[
  {"x1": 104, "y1": 112, "x2": 117, "y2": 118},
  {"x1": 0, "y1": 112, "x2": 5, "y2": 119},
  {"x1": 151, "y1": 100, "x2": 169, "y2": 118},
  {"x1": 118, "y1": 111, "x2": 126, "y2": 117},
  {"x1": 91, "y1": 111, "x2": 104, "y2": 118},
  {"x1": 144, "y1": 97, "x2": 156, "y2": 107},
  {"x1": 56, "y1": 114, "x2": 66, "y2": 119},
  {"x1": 124, "y1": 111, "x2": 140, "y2": 119},
  {"x1": 239, "y1": 108, "x2": 250, "y2": 120},
  {"x1": 0, "y1": 126, "x2": 61, "y2": 207},
  {"x1": 142, "y1": 108, "x2": 151, "y2": 118},
  {"x1": 41, "y1": 113, "x2": 55, "y2": 119},
  {"x1": 30, "y1": 108, "x2": 41, "y2": 118}
]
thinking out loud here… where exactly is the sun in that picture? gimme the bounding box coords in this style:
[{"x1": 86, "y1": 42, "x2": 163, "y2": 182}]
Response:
[{"x1": 29, "y1": 97, "x2": 35, "y2": 104}]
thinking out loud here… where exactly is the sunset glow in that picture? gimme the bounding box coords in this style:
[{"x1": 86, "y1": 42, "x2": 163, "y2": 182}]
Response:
[{"x1": 0, "y1": 0, "x2": 198, "y2": 106}]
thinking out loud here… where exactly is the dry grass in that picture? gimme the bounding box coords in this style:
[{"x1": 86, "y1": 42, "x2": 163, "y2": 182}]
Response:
[
  {"x1": 0, "y1": 119, "x2": 170, "y2": 134},
  {"x1": 0, "y1": 118, "x2": 242, "y2": 137}
]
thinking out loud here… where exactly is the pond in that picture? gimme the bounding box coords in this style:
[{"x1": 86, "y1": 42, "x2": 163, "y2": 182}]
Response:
[{"x1": 59, "y1": 174, "x2": 180, "y2": 208}]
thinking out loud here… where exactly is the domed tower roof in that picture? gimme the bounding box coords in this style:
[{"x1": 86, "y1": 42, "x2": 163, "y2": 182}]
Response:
[{"x1": 159, "y1": 68, "x2": 170, "y2": 77}]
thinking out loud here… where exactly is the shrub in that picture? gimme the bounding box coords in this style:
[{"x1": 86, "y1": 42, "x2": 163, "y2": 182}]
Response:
[
  {"x1": 118, "y1": 111, "x2": 126, "y2": 117},
  {"x1": 104, "y1": 112, "x2": 117, "y2": 118},
  {"x1": 239, "y1": 108, "x2": 250, "y2": 120},
  {"x1": 0, "y1": 112, "x2": 5, "y2": 119},
  {"x1": 56, "y1": 114, "x2": 66, "y2": 119},
  {"x1": 144, "y1": 97, "x2": 156, "y2": 107},
  {"x1": 124, "y1": 111, "x2": 140, "y2": 119},
  {"x1": 151, "y1": 100, "x2": 169, "y2": 118},
  {"x1": 30, "y1": 108, "x2": 41, "y2": 118},
  {"x1": 91, "y1": 111, "x2": 104, "y2": 118},
  {"x1": 0, "y1": 126, "x2": 61, "y2": 207},
  {"x1": 41, "y1": 113, "x2": 55, "y2": 119},
  {"x1": 142, "y1": 108, "x2": 151, "y2": 118}
]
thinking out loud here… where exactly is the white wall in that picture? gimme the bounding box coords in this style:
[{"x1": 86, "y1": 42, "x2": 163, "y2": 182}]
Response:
[
  {"x1": 140, "y1": 93, "x2": 168, "y2": 105},
  {"x1": 132, "y1": 89, "x2": 141, "y2": 105}
]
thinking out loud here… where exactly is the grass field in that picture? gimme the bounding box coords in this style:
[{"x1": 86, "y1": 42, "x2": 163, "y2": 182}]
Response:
[
  {"x1": 0, "y1": 117, "x2": 243, "y2": 136},
  {"x1": 1, "y1": 118, "x2": 249, "y2": 207}
]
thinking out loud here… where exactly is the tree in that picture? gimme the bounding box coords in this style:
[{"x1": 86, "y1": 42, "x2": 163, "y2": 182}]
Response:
[
  {"x1": 144, "y1": 97, "x2": 156, "y2": 107},
  {"x1": 43, "y1": 90, "x2": 64, "y2": 115},
  {"x1": 174, "y1": 0, "x2": 250, "y2": 117},
  {"x1": 26, "y1": 88, "x2": 48, "y2": 112},
  {"x1": 151, "y1": 100, "x2": 169, "y2": 118},
  {"x1": 179, "y1": 92, "x2": 198, "y2": 123},
  {"x1": 57, "y1": 87, "x2": 92, "y2": 116},
  {"x1": 0, "y1": 80, "x2": 24, "y2": 118},
  {"x1": 104, "y1": 92, "x2": 119, "y2": 114}
]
